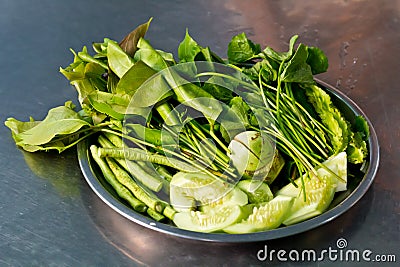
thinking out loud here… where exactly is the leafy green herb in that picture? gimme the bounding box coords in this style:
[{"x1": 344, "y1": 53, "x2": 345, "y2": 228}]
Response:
[
  {"x1": 227, "y1": 32, "x2": 261, "y2": 63},
  {"x1": 107, "y1": 40, "x2": 135, "y2": 78},
  {"x1": 119, "y1": 17, "x2": 153, "y2": 57},
  {"x1": 178, "y1": 29, "x2": 202, "y2": 63},
  {"x1": 5, "y1": 101, "x2": 90, "y2": 152}
]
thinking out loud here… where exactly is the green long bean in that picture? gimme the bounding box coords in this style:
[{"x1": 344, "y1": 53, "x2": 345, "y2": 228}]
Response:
[{"x1": 89, "y1": 145, "x2": 147, "y2": 212}]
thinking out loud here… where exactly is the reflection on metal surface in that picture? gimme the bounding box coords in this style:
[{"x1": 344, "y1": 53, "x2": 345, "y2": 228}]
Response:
[{"x1": 23, "y1": 149, "x2": 81, "y2": 198}]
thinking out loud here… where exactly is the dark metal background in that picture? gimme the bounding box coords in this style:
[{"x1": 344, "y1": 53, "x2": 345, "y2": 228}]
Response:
[{"x1": 1, "y1": 1, "x2": 398, "y2": 266}]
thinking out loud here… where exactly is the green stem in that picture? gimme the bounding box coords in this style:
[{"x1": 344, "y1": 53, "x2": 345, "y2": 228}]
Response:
[{"x1": 155, "y1": 102, "x2": 181, "y2": 126}]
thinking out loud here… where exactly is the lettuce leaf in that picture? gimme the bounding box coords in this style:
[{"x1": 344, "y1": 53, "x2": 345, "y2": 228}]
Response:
[
  {"x1": 303, "y1": 84, "x2": 350, "y2": 154},
  {"x1": 302, "y1": 84, "x2": 369, "y2": 163}
]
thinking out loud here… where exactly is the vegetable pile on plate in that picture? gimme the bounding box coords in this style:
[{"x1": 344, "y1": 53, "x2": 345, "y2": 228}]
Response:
[{"x1": 4, "y1": 18, "x2": 370, "y2": 233}]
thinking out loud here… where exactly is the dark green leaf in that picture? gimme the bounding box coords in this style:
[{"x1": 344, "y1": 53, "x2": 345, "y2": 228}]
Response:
[
  {"x1": 263, "y1": 35, "x2": 298, "y2": 62},
  {"x1": 242, "y1": 59, "x2": 278, "y2": 82},
  {"x1": 227, "y1": 32, "x2": 261, "y2": 63},
  {"x1": 353, "y1": 115, "x2": 370, "y2": 139},
  {"x1": 280, "y1": 44, "x2": 313, "y2": 83},
  {"x1": 229, "y1": 96, "x2": 250, "y2": 126},
  {"x1": 218, "y1": 105, "x2": 248, "y2": 142},
  {"x1": 347, "y1": 132, "x2": 368, "y2": 164},
  {"x1": 194, "y1": 47, "x2": 212, "y2": 62},
  {"x1": 202, "y1": 75, "x2": 234, "y2": 103},
  {"x1": 178, "y1": 29, "x2": 202, "y2": 62},
  {"x1": 306, "y1": 46, "x2": 329, "y2": 74},
  {"x1": 119, "y1": 18, "x2": 152, "y2": 57}
]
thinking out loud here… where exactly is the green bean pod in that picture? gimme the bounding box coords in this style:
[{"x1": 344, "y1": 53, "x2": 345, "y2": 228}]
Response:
[{"x1": 89, "y1": 145, "x2": 147, "y2": 212}]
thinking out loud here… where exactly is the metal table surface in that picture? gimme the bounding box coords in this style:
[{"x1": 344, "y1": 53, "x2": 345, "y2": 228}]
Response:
[{"x1": 0, "y1": 0, "x2": 398, "y2": 266}]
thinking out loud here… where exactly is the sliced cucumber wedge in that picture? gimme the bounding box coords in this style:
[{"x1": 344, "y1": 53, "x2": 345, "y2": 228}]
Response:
[
  {"x1": 237, "y1": 180, "x2": 273, "y2": 204},
  {"x1": 318, "y1": 152, "x2": 347, "y2": 192},
  {"x1": 173, "y1": 205, "x2": 245, "y2": 233},
  {"x1": 223, "y1": 195, "x2": 294, "y2": 234},
  {"x1": 277, "y1": 152, "x2": 347, "y2": 197},
  {"x1": 170, "y1": 172, "x2": 246, "y2": 211},
  {"x1": 280, "y1": 175, "x2": 337, "y2": 226},
  {"x1": 200, "y1": 186, "x2": 248, "y2": 212}
]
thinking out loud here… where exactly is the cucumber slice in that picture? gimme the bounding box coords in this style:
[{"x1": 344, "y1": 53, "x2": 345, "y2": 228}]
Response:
[
  {"x1": 170, "y1": 172, "x2": 243, "y2": 211},
  {"x1": 281, "y1": 175, "x2": 337, "y2": 226},
  {"x1": 277, "y1": 152, "x2": 347, "y2": 197},
  {"x1": 237, "y1": 180, "x2": 273, "y2": 204},
  {"x1": 223, "y1": 195, "x2": 294, "y2": 234},
  {"x1": 318, "y1": 152, "x2": 347, "y2": 192},
  {"x1": 173, "y1": 205, "x2": 245, "y2": 233},
  {"x1": 200, "y1": 187, "x2": 248, "y2": 212}
]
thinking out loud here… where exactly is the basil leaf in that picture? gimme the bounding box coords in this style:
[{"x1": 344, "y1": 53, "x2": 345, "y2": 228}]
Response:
[
  {"x1": 77, "y1": 46, "x2": 108, "y2": 70},
  {"x1": 87, "y1": 92, "x2": 127, "y2": 120},
  {"x1": 60, "y1": 50, "x2": 106, "y2": 104},
  {"x1": 4, "y1": 117, "x2": 40, "y2": 144},
  {"x1": 128, "y1": 73, "x2": 173, "y2": 108},
  {"x1": 107, "y1": 40, "x2": 135, "y2": 78},
  {"x1": 280, "y1": 44, "x2": 313, "y2": 84},
  {"x1": 263, "y1": 35, "x2": 298, "y2": 62},
  {"x1": 134, "y1": 38, "x2": 169, "y2": 72},
  {"x1": 156, "y1": 49, "x2": 176, "y2": 64},
  {"x1": 178, "y1": 29, "x2": 202, "y2": 62},
  {"x1": 227, "y1": 32, "x2": 261, "y2": 63},
  {"x1": 165, "y1": 70, "x2": 223, "y2": 122},
  {"x1": 242, "y1": 59, "x2": 278, "y2": 82}
]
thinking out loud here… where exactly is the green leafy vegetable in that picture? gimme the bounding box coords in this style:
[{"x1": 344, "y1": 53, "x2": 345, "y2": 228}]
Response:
[
  {"x1": 115, "y1": 60, "x2": 157, "y2": 95},
  {"x1": 107, "y1": 40, "x2": 135, "y2": 78},
  {"x1": 227, "y1": 32, "x2": 261, "y2": 63},
  {"x1": 178, "y1": 29, "x2": 202, "y2": 63},
  {"x1": 5, "y1": 101, "x2": 90, "y2": 152},
  {"x1": 119, "y1": 17, "x2": 153, "y2": 57}
]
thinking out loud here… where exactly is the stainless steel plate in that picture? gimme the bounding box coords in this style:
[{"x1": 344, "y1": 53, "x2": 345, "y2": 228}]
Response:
[{"x1": 77, "y1": 79, "x2": 379, "y2": 242}]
